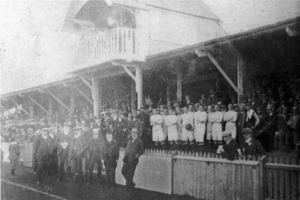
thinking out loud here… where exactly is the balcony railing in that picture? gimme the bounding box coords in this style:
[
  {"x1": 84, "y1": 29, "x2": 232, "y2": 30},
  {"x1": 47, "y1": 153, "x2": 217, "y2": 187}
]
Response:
[{"x1": 74, "y1": 27, "x2": 139, "y2": 66}]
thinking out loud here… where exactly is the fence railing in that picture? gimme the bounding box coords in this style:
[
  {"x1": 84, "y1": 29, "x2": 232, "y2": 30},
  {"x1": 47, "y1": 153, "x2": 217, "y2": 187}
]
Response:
[
  {"x1": 265, "y1": 156, "x2": 300, "y2": 200},
  {"x1": 3, "y1": 143, "x2": 300, "y2": 200},
  {"x1": 74, "y1": 27, "x2": 138, "y2": 66}
]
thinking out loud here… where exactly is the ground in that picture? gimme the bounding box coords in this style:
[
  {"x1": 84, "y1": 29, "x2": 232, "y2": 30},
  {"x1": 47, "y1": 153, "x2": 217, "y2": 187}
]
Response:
[{"x1": 1, "y1": 162, "x2": 196, "y2": 200}]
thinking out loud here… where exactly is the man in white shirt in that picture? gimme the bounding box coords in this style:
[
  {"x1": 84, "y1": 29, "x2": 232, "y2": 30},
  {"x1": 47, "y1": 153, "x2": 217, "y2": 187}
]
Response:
[
  {"x1": 223, "y1": 103, "x2": 238, "y2": 140},
  {"x1": 194, "y1": 104, "x2": 207, "y2": 152},
  {"x1": 166, "y1": 109, "x2": 179, "y2": 150},
  {"x1": 211, "y1": 105, "x2": 223, "y2": 151},
  {"x1": 150, "y1": 108, "x2": 164, "y2": 150},
  {"x1": 181, "y1": 105, "x2": 194, "y2": 151}
]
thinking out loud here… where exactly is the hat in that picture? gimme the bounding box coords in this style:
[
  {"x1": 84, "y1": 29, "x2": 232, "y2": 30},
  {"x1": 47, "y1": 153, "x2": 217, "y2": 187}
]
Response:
[
  {"x1": 131, "y1": 128, "x2": 138, "y2": 133},
  {"x1": 222, "y1": 130, "x2": 232, "y2": 137},
  {"x1": 242, "y1": 128, "x2": 253, "y2": 135}
]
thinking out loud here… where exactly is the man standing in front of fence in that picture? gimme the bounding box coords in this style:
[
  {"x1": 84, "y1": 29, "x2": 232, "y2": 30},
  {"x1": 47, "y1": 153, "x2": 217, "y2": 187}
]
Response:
[
  {"x1": 194, "y1": 104, "x2": 207, "y2": 152},
  {"x1": 122, "y1": 128, "x2": 144, "y2": 190},
  {"x1": 218, "y1": 130, "x2": 239, "y2": 161}
]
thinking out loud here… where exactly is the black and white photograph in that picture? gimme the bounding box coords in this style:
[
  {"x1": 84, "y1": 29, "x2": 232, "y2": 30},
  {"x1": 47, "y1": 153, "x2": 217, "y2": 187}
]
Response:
[{"x1": 0, "y1": 0, "x2": 300, "y2": 199}]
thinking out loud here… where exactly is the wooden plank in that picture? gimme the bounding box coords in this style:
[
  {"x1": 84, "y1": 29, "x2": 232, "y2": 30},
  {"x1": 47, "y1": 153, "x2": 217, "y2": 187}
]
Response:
[
  {"x1": 252, "y1": 164, "x2": 258, "y2": 200},
  {"x1": 198, "y1": 161, "x2": 206, "y2": 199},
  {"x1": 274, "y1": 157, "x2": 279, "y2": 200},
  {"x1": 172, "y1": 159, "x2": 179, "y2": 195},
  {"x1": 267, "y1": 156, "x2": 273, "y2": 199},
  {"x1": 285, "y1": 158, "x2": 291, "y2": 200},
  {"x1": 236, "y1": 164, "x2": 242, "y2": 200},
  {"x1": 279, "y1": 157, "x2": 285, "y2": 199},
  {"x1": 265, "y1": 163, "x2": 300, "y2": 170},
  {"x1": 291, "y1": 158, "x2": 297, "y2": 200},
  {"x1": 247, "y1": 166, "x2": 254, "y2": 200},
  {"x1": 192, "y1": 160, "x2": 197, "y2": 198}
]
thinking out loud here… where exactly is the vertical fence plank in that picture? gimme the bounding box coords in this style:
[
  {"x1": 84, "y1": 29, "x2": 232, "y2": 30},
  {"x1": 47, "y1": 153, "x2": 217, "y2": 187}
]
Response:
[
  {"x1": 274, "y1": 157, "x2": 279, "y2": 200},
  {"x1": 268, "y1": 156, "x2": 273, "y2": 199},
  {"x1": 285, "y1": 158, "x2": 290, "y2": 200},
  {"x1": 279, "y1": 157, "x2": 285, "y2": 200}
]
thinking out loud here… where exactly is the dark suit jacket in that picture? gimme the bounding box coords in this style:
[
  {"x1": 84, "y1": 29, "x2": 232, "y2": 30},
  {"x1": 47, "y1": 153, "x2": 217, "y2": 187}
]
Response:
[
  {"x1": 70, "y1": 136, "x2": 85, "y2": 158},
  {"x1": 88, "y1": 136, "x2": 103, "y2": 156},
  {"x1": 55, "y1": 132, "x2": 72, "y2": 159},
  {"x1": 221, "y1": 140, "x2": 239, "y2": 161},
  {"x1": 34, "y1": 135, "x2": 54, "y2": 160},
  {"x1": 9, "y1": 143, "x2": 20, "y2": 160},
  {"x1": 123, "y1": 138, "x2": 144, "y2": 163},
  {"x1": 101, "y1": 140, "x2": 119, "y2": 163},
  {"x1": 243, "y1": 139, "x2": 266, "y2": 156}
]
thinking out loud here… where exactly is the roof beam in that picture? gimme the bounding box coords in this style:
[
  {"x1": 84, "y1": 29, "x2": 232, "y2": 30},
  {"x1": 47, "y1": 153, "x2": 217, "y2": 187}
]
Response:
[
  {"x1": 72, "y1": 85, "x2": 93, "y2": 106},
  {"x1": 207, "y1": 53, "x2": 238, "y2": 94},
  {"x1": 27, "y1": 96, "x2": 50, "y2": 115},
  {"x1": 9, "y1": 99, "x2": 31, "y2": 117},
  {"x1": 81, "y1": 77, "x2": 92, "y2": 91},
  {"x1": 47, "y1": 91, "x2": 71, "y2": 113}
]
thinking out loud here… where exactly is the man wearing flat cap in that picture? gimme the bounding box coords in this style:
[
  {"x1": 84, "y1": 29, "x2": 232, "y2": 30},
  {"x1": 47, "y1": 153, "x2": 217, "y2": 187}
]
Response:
[
  {"x1": 122, "y1": 128, "x2": 144, "y2": 190},
  {"x1": 218, "y1": 130, "x2": 239, "y2": 161},
  {"x1": 242, "y1": 128, "x2": 266, "y2": 157}
]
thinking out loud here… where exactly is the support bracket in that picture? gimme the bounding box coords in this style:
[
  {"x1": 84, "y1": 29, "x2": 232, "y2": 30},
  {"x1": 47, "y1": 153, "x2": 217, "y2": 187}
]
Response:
[
  {"x1": 72, "y1": 85, "x2": 93, "y2": 106},
  {"x1": 28, "y1": 96, "x2": 50, "y2": 115},
  {"x1": 207, "y1": 53, "x2": 239, "y2": 94},
  {"x1": 47, "y1": 91, "x2": 71, "y2": 113},
  {"x1": 81, "y1": 77, "x2": 92, "y2": 91},
  {"x1": 9, "y1": 98, "x2": 31, "y2": 117}
]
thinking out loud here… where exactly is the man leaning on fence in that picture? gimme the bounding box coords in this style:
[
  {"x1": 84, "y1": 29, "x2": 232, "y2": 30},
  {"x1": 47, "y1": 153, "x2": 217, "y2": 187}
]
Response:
[
  {"x1": 122, "y1": 128, "x2": 144, "y2": 190},
  {"x1": 218, "y1": 130, "x2": 239, "y2": 161},
  {"x1": 242, "y1": 128, "x2": 266, "y2": 159}
]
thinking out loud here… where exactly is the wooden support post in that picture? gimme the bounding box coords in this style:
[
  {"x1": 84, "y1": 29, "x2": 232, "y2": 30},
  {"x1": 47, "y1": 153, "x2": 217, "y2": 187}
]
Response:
[
  {"x1": 135, "y1": 66, "x2": 143, "y2": 109},
  {"x1": 131, "y1": 83, "x2": 136, "y2": 109},
  {"x1": 92, "y1": 77, "x2": 99, "y2": 116},
  {"x1": 176, "y1": 68, "x2": 182, "y2": 103},
  {"x1": 207, "y1": 53, "x2": 239, "y2": 94},
  {"x1": 9, "y1": 98, "x2": 30, "y2": 117},
  {"x1": 28, "y1": 96, "x2": 49, "y2": 115},
  {"x1": 70, "y1": 88, "x2": 75, "y2": 115},
  {"x1": 72, "y1": 85, "x2": 93, "y2": 106},
  {"x1": 48, "y1": 95, "x2": 53, "y2": 123},
  {"x1": 47, "y1": 91, "x2": 71, "y2": 113},
  {"x1": 237, "y1": 57, "x2": 244, "y2": 104}
]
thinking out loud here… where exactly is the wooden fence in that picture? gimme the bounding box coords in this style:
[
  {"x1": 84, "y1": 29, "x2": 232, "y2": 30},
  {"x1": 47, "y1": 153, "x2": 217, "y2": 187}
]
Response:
[
  {"x1": 172, "y1": 151, "x2": 265, "y2": 200},
  {"x1": 265, "y1": 156, "x2": 300, "y2": 200}
]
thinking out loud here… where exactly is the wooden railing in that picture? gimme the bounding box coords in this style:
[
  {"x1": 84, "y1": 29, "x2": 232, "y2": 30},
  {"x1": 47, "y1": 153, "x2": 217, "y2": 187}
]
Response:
[
  {"x1": 265, "y1": 155, "x2": 300, "y2": 200},
  {"x1": 74, "y1": 27, "x2": 138, "y2": 65}
]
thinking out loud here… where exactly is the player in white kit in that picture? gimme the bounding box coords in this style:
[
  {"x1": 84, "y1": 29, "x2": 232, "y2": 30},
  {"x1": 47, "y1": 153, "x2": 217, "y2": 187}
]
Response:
[
  {"x1": 150, "y1": 108, "x2": 164, "y2": 149},
  {"x1": 166, "y1": 109, "x2": 179, "y2": 150},
  {"x1": 181, "y1": 105, "x2": 194, "y2": 151},
  {"x1": 211, "y1": 104, "x2": 223, "y2": 151},
  {"x1": 206, "y1": 105, "x2": 214, "y2": 151},
  {"x1": 223, "y1": 103, "x2": 237, "y2": 140},
  {"x1": 194, "y1": 104, "x2": 207, "y2": 152}
]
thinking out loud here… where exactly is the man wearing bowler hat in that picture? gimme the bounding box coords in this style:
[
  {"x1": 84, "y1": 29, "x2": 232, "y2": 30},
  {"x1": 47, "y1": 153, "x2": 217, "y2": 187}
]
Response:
[
  {"x1": 218, "y1": 130, "x2": 239, "y2": 161},
  {"x1": 242, "y1": 128, "x2": 266, "y2": 158},
  {"x1": 122, "y1": 128, "x2": 144, "y2": 190}
]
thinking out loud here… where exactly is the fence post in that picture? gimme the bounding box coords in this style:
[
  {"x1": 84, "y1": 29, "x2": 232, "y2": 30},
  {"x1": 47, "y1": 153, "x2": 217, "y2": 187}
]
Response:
[{"x1": 259, "y1": 155, "x2": 267, "y2": 199}]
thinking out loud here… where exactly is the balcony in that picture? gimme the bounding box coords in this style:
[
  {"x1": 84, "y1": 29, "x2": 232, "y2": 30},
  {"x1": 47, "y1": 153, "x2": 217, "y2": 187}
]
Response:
[{"x1": 74, "y1": 27, "x2": 144, "y2": 68}]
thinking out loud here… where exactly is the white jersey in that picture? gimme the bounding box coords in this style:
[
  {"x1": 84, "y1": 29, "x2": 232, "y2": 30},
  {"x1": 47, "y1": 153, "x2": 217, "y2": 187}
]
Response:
[
  {"x1": 166, "y1": 115, "x2": 179, "y2": 141},
  {"x1": 223, "y1": 110, "x2": 237, "y2": 139},
  {"x1": 181, "y1": 112, "x2": 194, "y2": 141},
  {"x1": 211, "y1": 111, "x2": 223, "y2": 141},
  {"x1": 194, "y1": 111, "x2": 207, "y2": 142},
  {"x1": 150, "y1": 114, "x2": 164, "y2": 141}
]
